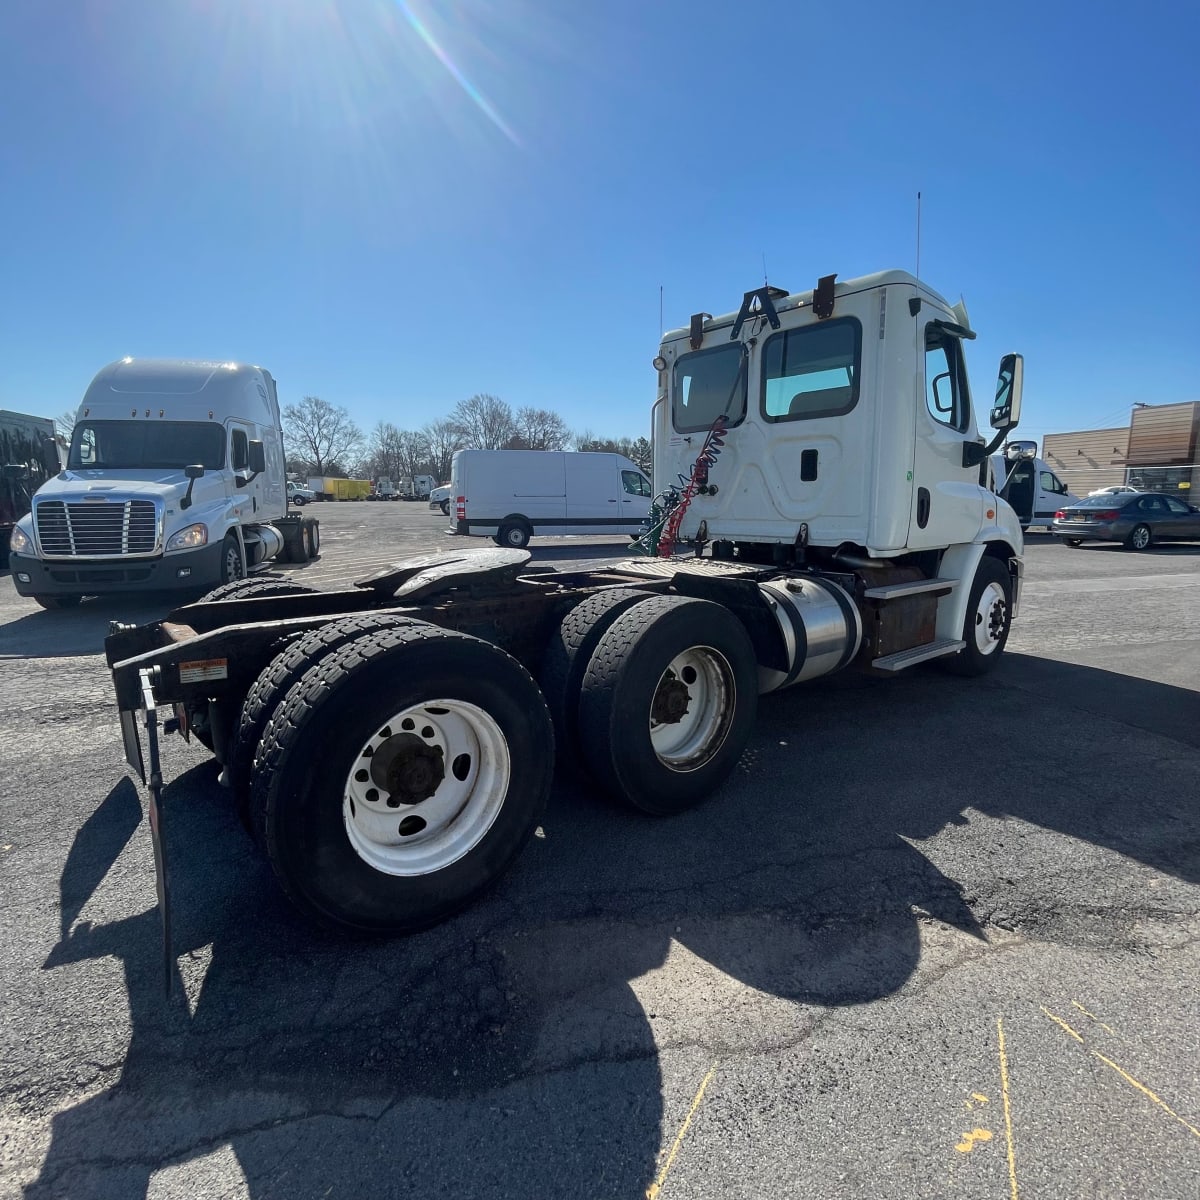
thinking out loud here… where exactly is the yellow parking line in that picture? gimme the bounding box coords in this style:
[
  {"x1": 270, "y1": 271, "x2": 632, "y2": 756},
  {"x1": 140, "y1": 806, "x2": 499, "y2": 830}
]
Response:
[
  {"x1": 1070, "y1": 1000, "x2": 1119, "y2": 1037},
  {"x1": 646, "y1": 1062, "x2": 717, "y2": 1200},
  {"x1": 997, "y1": 1017, "x2": 1020, "y2": 1200},
  {"x1": 1041, "y1": 1007, "x2": 1200, "y2": 1142}
]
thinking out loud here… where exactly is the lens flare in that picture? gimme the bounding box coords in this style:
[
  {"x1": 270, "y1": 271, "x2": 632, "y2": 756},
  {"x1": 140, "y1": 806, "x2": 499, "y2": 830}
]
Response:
[{"x1": 392, "y1": 0, "x2": 520, "y2": 146}]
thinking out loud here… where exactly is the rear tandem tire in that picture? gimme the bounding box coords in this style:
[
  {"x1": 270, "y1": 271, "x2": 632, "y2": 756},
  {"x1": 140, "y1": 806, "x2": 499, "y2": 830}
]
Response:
[
  {"x1": 185, "y1": 576, "x2": 319, "y2": 751},
  {"x1": 539, "y1": 588, "x2": 658, "y2": 770},
  {"x1": 231, "y1": 612, "x2": 418, "y2": 839},
  {"x1": 495, "y1": 521, "x2": 531, "y2": 550},
  {"x1": 578, "y1": 595, "x2": 758, "y2": 815},
  {"x1": 251, "y1": 623, "x2": 554, "y2": 934}
]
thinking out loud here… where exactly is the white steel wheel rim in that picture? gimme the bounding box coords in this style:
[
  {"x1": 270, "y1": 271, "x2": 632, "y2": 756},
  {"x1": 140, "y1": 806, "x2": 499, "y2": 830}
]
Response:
[
  {"x1": 973, "y1": 581, "x2": 1008, "y2": 655},
  {"x1": 342, "y1": 699, "x2": 511, "y2": 876},
  {"x1": 1132, "y1": 525, "x2": 1149, "y2": 549},
  {"x1": 224, "y1": 541, "x2": 243, "y2": 581},
  {"x1": 649, "y1": 646, "x2": 734, "y2": 771}
]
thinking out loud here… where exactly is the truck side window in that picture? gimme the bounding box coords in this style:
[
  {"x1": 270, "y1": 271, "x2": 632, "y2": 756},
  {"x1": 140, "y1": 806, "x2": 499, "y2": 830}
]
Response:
[
  {"x1": 231, "y1": 428, "x2": 249, "y2": 471},
  {"x1": 760, "y1": 318, "x2": 860, "y2": 422},
  {"x1": 924, "y1": 327, "x2": 970, "y2": 433},
  {"x1": 673, "y1": 344, "x2": 747, "y2": 433},
  {"x1": 622, "y1": 471, "x2": 651, "y2": 497},
  {"x1": 1040, "y1": 470, "x2": 1066, "y2": 495}
]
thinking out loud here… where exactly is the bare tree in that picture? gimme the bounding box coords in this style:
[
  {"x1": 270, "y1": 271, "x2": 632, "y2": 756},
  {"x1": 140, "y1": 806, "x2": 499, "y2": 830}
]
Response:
[
  {"x1": 510, "y1": 406, "x2": 570, "y2": 451},
  {"x1": 422, "y1": 419, "x2": 461, "y2": 484},
  {"x1": 282, "y1": 396, "x2": 364, "y2": 475},
  {"x1": 450, "y1": 394, "x2": 516, "y2": 450},
  {"x1": 368, "y1": 421, "x2": 405, "y2": 483},
  {"x1": 397, "y1": 429, "x2": 432, "y2": 483},
  {"x1": 574, "y1": 431, "x2": 652, "y2": 476}
]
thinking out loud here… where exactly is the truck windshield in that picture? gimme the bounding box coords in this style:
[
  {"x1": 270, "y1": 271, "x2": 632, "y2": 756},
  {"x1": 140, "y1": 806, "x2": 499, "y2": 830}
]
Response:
[
  {"x1": 69, "y1": 421, "x2": 226, "y2": 470},
  {"x1": 673, "y1": 344, "x2": 746, "y2": 433}
]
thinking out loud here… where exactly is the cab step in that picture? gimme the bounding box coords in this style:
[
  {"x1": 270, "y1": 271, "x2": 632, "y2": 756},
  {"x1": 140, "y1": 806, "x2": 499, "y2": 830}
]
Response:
[
  {"x1": 862, "y1": 578, "x2": 955, "y2": 601},
  {"x1": 871, "y1": 638, "x2": 964, "y2": 672}
]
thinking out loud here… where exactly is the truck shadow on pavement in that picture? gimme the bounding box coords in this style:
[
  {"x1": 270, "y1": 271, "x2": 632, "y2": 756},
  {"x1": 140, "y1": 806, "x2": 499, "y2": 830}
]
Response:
[
  {"x1": 0, "y1": 595, "x2": 190, "y2": 659},
  {"x1": 27, "y1": 653, "x2": 1200, "y2": 1198}
]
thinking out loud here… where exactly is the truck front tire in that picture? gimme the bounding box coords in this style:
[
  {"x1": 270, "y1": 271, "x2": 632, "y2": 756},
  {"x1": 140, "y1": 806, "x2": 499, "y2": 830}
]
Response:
[
  {"x1": 579, "y1": 595, "x2": 758, "y2": 815},
  {"x1": 943, "y1": 556, "x2": 1012, "y2": 677},
  {"x1": 251, "y1": 623, "x2": 554, "y2": 934},
  {"x1": 219, "y1": 533, "x2": 246, "y2": 585}
]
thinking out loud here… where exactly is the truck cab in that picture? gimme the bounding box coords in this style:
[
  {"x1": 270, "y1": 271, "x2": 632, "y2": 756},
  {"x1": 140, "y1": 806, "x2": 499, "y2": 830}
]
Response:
[
  {"x1": 652, "y1": 270, "x2": 1023, "y2": 661},
  {"x1": 9, "y1": 359, "x2": 296, "y2": 607}
]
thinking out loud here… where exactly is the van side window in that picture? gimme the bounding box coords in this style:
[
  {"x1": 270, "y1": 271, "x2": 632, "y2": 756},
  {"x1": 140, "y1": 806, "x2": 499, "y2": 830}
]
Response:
[
  {"x1": 231, "y1": 428, "x2": 249, "y2": 471},
  {"x1": 924, "y1": 327, "x2": 970, "y2": 432},
  {"x1": 622, "y1": 471, "x2": 651, "y2": 497},
  {"x1": 1040, "y1": 470, "x2": 1066, "y2": 495}
]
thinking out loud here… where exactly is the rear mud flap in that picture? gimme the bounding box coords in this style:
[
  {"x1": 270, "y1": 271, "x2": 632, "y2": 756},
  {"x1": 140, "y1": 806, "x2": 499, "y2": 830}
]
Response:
[{"x1": 138, "y1": 669, "x2": 173, "y2": 996}]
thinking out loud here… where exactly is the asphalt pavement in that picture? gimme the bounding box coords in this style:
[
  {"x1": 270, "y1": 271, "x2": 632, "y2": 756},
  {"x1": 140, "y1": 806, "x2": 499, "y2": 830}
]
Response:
[{"x1": 1, "y1": 508, "x2": 1198, "y2": 1199}]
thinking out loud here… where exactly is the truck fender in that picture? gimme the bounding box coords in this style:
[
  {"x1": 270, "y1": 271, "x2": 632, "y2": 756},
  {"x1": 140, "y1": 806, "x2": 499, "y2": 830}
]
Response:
[{"x1": 934, "y1": 541, "x2": 1019, "y2": 641}]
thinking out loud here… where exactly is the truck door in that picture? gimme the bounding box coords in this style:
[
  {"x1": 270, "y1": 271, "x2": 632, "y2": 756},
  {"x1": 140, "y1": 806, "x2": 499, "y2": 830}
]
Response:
[
  {"x1": 619, "y1": 468, "x2": 653, "y2": 531},
  {"x1": 1002, "y1": 460, "x2": 1035, "y2": 525},
  {"x1": 908, "y1": 320, "x2": 985, "y2": 550},
  {"x1": 229, "y1": 422, "x2": 265, "y2": 518}
]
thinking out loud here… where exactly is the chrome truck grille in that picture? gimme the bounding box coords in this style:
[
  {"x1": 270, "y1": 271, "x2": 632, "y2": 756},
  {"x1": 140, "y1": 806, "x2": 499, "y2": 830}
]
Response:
[{"x1": 34, "y1": 499, "x2": 160, "y2": 558}]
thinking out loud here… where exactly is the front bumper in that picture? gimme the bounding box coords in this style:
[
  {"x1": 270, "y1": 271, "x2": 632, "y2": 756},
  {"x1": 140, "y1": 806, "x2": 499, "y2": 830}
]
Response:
[{"x1": 10, "y1": 542, "x2": 225, "y2": 597}]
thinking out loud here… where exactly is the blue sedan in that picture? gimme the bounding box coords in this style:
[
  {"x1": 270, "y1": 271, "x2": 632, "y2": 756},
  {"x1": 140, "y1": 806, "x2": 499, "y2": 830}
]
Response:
[{"x1": 1052, "y1": 491, "x2": 1200, "y2": 550}]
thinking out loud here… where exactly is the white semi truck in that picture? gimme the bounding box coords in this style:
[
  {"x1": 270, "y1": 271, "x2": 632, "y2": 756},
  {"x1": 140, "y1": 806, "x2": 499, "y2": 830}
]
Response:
[
  {"x1": 104, "y1": 269, "x2": 1025, "y2": 981},
  {"x1": 9, "y1": 359, "x2": 320, "y2": 609}
]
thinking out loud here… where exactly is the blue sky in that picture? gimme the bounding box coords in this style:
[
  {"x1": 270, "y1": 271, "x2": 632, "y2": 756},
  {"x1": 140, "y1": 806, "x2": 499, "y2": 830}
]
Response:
[{"x1": 2, "y1": 0, "x2": 1197, "y2": 453}]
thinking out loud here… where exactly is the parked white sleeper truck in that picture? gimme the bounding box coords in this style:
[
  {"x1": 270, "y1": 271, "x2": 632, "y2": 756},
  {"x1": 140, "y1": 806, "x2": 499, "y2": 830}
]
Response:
[
  {"x1": 9, "y1": 359, "x2": 319, "y2": 609},
  {"x1": 103, "y1": 269, "x2": 1025, "y2": 984}
]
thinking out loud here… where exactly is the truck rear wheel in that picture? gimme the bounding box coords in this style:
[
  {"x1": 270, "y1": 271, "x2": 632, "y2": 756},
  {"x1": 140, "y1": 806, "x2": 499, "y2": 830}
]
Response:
[
  {"x1": 495, "y1": 520, "x2": 531, "y2": 550},
  {"x1": 197, "y1": 576, "x2": 317, "y2": 604},
  {"x1": 232, "y1": 612, "x2": 419, "y2": 839},
  {"x1": 251, "y1": 624, "x2": 554, "y2": 933},
  {"x1": 579, "y1": 595, "x2": 758, "y2": 815},
  {"x1": 942, "y1": 555, "x2": 1012, "y2": 677},
  {"x1": 303, "y1": 520, "x2": 320, "y2": 559},
  {"x1": 540, "y1": 588, "x2": 657, "y2": 769}
]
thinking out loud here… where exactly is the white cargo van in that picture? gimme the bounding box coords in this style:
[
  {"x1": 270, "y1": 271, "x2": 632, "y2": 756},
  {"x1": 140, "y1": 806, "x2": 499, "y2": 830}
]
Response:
[
  {"x1": 450, "y1": 449, "x2": 653, "y2": 548},
  {"x1": 990, "y1": 441, "x2": 1077, "y2": 531}
]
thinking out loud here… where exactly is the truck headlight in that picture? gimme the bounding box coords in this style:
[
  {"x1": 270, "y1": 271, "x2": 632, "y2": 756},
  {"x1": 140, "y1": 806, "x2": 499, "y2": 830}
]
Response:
[
  {"x1": 165, "y1": 523, "x2": 208, "y2": 552},
  {"x1": 8, "y1": 524, "x2": 31, "y2": 554}
]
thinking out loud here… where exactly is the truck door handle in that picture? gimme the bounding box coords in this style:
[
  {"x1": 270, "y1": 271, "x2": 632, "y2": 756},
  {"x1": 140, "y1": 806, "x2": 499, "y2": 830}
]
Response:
[{"x1": 917, "y1": 487, "x2": 931, "y2": 528}]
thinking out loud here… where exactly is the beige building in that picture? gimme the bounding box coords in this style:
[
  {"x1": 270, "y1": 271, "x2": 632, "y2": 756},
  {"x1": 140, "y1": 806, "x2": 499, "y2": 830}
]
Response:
[{"x1": 1043, "y1": 402, "x2": 1199, "y2": 497}]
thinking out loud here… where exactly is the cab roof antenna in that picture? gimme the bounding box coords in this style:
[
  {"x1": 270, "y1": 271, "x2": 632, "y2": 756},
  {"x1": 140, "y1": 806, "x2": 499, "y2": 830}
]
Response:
[{"x1": 915, "y1": 190, "x2": 922, "y2": 279}]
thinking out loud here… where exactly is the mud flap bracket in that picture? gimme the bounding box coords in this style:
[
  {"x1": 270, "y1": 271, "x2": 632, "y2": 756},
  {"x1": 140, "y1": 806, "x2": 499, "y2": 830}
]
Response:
[{"x1": 139, "y1": 668, "x2": 173, "y2": 997}]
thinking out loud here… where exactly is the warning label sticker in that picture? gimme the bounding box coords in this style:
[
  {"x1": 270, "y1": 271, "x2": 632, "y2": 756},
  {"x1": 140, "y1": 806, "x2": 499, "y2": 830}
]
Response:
[{"x1": 179, "y1": 659, "x2": 229, "y2": 684}]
